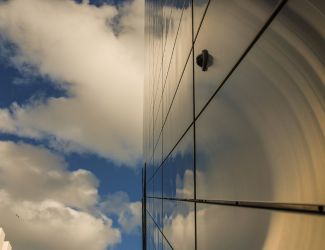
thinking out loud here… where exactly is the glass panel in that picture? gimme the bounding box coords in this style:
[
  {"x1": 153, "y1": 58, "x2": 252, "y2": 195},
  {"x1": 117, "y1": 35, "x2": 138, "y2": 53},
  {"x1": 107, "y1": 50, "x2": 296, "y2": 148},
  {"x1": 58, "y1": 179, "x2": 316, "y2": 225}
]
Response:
[
  {"x1": 147, "y1": 197, "x2": 154, "y2": 218},
  {"x1": 154, "y1": 132, "x2": 163, "y2": 173},
  {"x1": 163, "y1": 200, "x2": 195, "y2": 250},
  {"x1": 162, "y1": 236, "x2": 173, "y2": 250},
  {"x1": 193, "y1": 0, "x2": 209, "y2": 37},
  {"x1": 197, "y1": 203, "x2": 325, "y2": 250},
  {"x1": 162, "y1": 2, "x2": 183, "y2": 82},
  {"x1": 153, "y1": 1, "x2": 163, "y2": 90},
  {"x1": 146, "y1": 157, "x2": 154, "y2": 184},
  {"x1": 162, "y1": 0, "x2": 173, "y2": 52},
  {"x1": 163, "y1": 126, "x2": 194, "y2": 199},
  {"x1": 154, "y1": 224, "x2": 163, "y2": 250},
  {"x1": 147, "y1": 170, "x2": 154, "y2": 198},
  {"x1": 163, "y1": 4, "x2": 192, "y2": 113},
  {"x1": 194, "y1": 0, "x2": 280, "y2": 116},
  {"x1": 154, "y1": 167, "x2": 163, "y2": 229},
  {"x1": 146, "y1": 211, "x2": 155, "y2": 250},
  {"x1": 154, "y1": 166, "x2": 163, "y2": 198},
  {"x1": 154, "y1": 197, "x2": 163, "y2": 230},
  {"x1": 196, "y1": 0, "x2": 325, "y2": 203},
  {"x1": 153, "y1": 69, "x2": 163, "y2": 139},
  {"x1": 163, "y1": 53, "x2": 193, "y2": 158},
  {"x1": 163, "y1": 0, "x2": 191, "y2": 83}
]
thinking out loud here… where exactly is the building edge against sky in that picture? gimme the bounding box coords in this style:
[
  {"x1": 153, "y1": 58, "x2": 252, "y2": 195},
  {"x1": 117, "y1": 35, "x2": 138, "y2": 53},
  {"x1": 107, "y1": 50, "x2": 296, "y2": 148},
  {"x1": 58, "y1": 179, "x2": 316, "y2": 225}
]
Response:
[{"x1": 142, "y1": 0, "x2": 325, "y2": 249}]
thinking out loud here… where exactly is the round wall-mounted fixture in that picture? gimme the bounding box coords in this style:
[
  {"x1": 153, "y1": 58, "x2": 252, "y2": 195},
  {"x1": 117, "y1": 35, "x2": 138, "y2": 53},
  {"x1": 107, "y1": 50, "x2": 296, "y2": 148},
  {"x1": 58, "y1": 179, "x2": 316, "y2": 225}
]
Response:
[{"x1": 196, "y1": 49, "x2": 213, "y2": 71}]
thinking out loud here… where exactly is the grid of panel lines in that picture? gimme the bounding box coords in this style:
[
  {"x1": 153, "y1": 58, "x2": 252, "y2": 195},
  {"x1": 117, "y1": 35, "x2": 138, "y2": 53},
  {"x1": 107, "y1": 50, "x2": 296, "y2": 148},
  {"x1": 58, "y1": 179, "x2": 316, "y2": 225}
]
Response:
[{"x1": 143, "y1": 0, "x2": 325, "y2": 249}]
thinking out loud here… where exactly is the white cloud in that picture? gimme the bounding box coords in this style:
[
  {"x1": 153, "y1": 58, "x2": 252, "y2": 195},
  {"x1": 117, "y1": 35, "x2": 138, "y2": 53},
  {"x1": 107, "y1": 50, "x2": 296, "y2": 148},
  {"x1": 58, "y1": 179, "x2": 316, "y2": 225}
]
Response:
[
  {"x1": 0, "y1": 140, "x2": 98, "y2": 209},
  {"x1": 0, "y1": 140, "x2": 121, "y2": 250},
  {"x1": 100, "y1": 191, "x2": 141, "y2": 234},
  {"x1": 0, "y1": 191, "x2": 121, "y2": 250},
  {"x1": 0, "y1": 0, "x2": 144, "y2": 166},
  {"x1": 0, "y1": 1, "x2": 144, "y2": 247}
]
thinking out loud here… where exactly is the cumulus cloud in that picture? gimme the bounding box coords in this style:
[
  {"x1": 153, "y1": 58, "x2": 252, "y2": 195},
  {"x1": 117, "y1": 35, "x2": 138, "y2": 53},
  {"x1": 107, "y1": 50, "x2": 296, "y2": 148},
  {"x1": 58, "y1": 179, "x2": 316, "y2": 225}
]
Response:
[
  {"x1": 0, "y1": 140, "x2": 98, "y2": 209},
  {"x1": 0, "y1": 0, "x2": 144, "y2": 166},
  {"x1": 0, "y1": 140, "x2": 121, "y2": 250},
  {"x1": 100, "y1": 191, "x2": 141, "y2": 234},
  {"x1": 0, "y1": 191, "x2": 121, "y2": 250}
]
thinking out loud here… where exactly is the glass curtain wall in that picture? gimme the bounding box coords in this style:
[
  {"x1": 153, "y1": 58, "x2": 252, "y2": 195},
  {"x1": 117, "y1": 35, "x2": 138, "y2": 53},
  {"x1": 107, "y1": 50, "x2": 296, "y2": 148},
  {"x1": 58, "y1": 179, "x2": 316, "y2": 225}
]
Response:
[{"x1": 143, "y1": 0, "x2": 325, "y2": 249}]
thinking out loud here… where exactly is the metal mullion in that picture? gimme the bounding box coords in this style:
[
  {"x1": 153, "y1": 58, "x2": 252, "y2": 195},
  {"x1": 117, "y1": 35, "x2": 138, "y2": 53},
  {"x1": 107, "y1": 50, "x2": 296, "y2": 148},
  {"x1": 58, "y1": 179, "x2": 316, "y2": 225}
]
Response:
[
  {"x1": 190, "y1": 1, "x2": 197, "y2": 250},
  {"x1": 146, "y1": 196, "x2": 325, "y2": 216}
]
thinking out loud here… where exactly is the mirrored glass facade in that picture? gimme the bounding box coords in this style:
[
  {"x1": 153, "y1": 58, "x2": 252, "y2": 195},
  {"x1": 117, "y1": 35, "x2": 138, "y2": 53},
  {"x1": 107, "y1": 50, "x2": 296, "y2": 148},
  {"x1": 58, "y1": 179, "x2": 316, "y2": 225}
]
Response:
[{"x1": 143, "y1": 0, "x2": 325, "y2": 249}]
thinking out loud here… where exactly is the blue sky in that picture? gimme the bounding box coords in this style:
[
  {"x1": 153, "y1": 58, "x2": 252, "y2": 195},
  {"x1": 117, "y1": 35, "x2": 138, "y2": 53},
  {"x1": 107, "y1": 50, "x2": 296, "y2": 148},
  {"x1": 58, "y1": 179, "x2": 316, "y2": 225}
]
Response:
[{"x1": 0, "y1": 0, "x2": 143, "y2": 249}]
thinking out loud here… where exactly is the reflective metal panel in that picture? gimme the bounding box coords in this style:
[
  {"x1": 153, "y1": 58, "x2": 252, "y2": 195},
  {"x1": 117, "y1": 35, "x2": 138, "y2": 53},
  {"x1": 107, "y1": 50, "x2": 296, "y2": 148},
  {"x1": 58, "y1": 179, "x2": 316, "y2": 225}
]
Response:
[
  {"x1": 196, "y1": 0, "x2": 325, "y2": 203},
  {"x1": 163, "y1": 126, "x2": 194, "y2": 199},
  {"x1": 197, "y1": 203, "x2": 325, "y2": 250},
  {"x1": 194, "y1": 0, "x2": 280, "y2": 115},
  {"x1": 163, "y1": 200, "x2": 195, "y2": 250}
]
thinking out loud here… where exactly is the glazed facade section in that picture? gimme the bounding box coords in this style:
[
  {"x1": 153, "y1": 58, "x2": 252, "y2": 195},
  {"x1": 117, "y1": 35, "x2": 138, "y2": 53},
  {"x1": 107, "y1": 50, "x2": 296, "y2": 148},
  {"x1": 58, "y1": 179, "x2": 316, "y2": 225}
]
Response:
[{"x1": 143, "y1": 0, "x2": 325, "y2": 249}]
